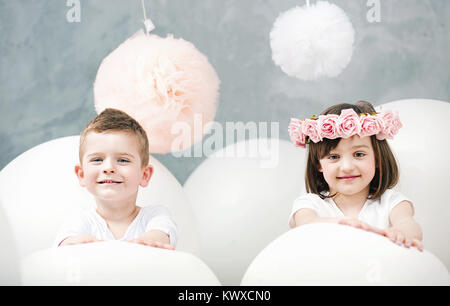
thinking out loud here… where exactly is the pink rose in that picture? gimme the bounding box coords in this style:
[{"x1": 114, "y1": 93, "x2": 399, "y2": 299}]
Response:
[
  {"x1": 302, "y1": 119, "x2": 322, "y2": 143},
  {"x1": 376, "y1": 110, "x2": 402, "y2": 140},
  {"x1": 338, "y1": 109, "x2": 361, "y2": 138},
  {"x1": 288, "y1": 118, "x2": 306, "y2": 147},
  {"x1": 359, "y1": 114, "x2": 384, "y2": 138},
  {"x1": 317, "y1": 114, "x2": 340, "y2": 139}
]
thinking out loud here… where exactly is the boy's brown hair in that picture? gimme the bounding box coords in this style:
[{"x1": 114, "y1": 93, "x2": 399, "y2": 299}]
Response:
[
  {"x1": 305, "y1": 101, "x2": 399, "y2": 200},
  {"x1": 79, "y1": 108, "x2": 149, "y2": 168}
]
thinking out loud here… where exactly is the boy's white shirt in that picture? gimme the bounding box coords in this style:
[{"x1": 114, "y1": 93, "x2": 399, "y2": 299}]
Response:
[
  {"x1": 54, "y1": 205, "x2": 177, "y2": 247},
  {"x1": 288, "y1": 189, "x2": 413, "y2": 229}
]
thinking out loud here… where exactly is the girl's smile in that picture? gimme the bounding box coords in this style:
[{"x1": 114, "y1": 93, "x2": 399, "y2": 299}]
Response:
[
  {"x1": 337, "y1": 175, "x2": 361, "y2": 182},
  {"x1": 319, "y1": 135, "x2": 376, "y2": 198}
]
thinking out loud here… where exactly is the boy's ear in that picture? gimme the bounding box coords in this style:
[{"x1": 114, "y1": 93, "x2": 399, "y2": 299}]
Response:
[
  {"x1": 140, "y1": 164, "x2": 154, "y2": 187},
  {"x1": 74, "y1": 164, "x2": 86, "y2": 187}
]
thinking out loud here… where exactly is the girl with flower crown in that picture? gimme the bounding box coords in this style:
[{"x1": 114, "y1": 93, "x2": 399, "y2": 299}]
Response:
[{"x1": 288, "y1": 101, "x2": 423, "y2": 251}]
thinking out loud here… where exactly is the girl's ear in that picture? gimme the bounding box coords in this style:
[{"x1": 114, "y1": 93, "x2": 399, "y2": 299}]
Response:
[
  {"x1": 74, "y1": 164, "x2": 86, "y2": 187},
  {"x1": 317, "y1": 162, "x2": 323, "y2": 173},
  {"x1": 140, "y1": 164, "x2": 154, "y2": 187}
]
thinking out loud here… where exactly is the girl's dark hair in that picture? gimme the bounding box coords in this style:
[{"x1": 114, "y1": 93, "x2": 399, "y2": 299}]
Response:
[{"x1": 305, "y1": 101, "x2": 399, "y2": 200}]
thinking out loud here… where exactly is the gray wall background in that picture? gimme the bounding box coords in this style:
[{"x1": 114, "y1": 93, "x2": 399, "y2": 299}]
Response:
[{"x1": 1, "y1": 0, "x2": 449, "y2": 184}]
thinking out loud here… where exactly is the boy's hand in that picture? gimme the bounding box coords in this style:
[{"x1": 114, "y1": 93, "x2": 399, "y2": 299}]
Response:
[
  {"x1": 378, "y1": 227, "x2": 424, "y2": 252},
  {"x1": 128, "y1": 230, "x2": 175, "y2": 250},
  {"x1": 128, "y1": 238, "x2": 175, "y2": 250},
  {"x1": 59, "y1": 235, "x2": 102, "y2": 246}
]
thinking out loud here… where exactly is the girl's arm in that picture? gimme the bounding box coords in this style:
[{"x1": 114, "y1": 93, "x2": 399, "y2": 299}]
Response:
[
  {"x1": 293, "y1": 208, "x2": 384, "y2": 236},
  {"x1": 293, "y1": 208, "x2": 341, "y2": 226},
  {"x1": 385, "y1": 201, "x2": 423, "y2": 251}
]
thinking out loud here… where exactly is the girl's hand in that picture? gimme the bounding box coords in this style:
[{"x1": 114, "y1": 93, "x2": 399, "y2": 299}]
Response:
[
  {"x1": 379, "y1": 227, "x2": 424, "y2": 252},
  {"x1": 338, "y1": 218, "x2": 384, "y2": 236},
  {"x1": 128, "y1": 238, "x2": 175, "y2": 250}
]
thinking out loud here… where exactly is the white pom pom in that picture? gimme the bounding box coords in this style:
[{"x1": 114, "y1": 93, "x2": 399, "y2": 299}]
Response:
[{"x1": 270, "y1": 1, "x2": 355, "y2": 81}]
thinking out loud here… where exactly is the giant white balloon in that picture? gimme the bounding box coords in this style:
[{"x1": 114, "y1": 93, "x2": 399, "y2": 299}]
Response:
[
  {"x1": 0, "y1": 136, "x2": 199, "y2": 260},
  {"x1": 241, "y1": 223, "x2": 449, "y2": 285},
  {"x1": 376, "y1": 99, "x2": 450, "y2": 270},
  {"x1": 0, "y1": 202, "x2": 20, "y2": 285},
  {"x1": 184, "y1": 138, "x2": 307, "y2": 285},
  {"x1": 21, "y1": 241, "x2": 220, "y2": 285}
]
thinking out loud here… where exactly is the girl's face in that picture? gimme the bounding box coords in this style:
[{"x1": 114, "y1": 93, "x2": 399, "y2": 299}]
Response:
[
  {"x1": 318, "y1": 135, "x2": 376, "y2": 198},
  {"x1": 75, "y1": 131, "x2": 152, "y2": 204}
]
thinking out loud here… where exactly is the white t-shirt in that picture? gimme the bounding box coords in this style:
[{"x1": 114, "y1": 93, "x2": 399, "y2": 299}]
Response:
[
  {"x1": 54, "y1": 205, "x2": 177, "y2": 247},
  {"x1": 288, "y1": 189, "x2": 413, "y2": 230}
]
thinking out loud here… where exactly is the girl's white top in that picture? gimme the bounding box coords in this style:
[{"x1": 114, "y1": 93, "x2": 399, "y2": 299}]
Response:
[
  {"x1": 54, "y1": 205, "x2": 177, "y2": 247},
  {"x1": 288, "y1": 189, "x2": 413, "y2": 229}
]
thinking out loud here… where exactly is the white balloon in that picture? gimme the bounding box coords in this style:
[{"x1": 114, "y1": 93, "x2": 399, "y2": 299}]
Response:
[
  {"x1": 241, "y1": 223, "x2": 449, "y2": 285},
  {"x1": 0, "y1": 202, "x2": 20, "y2": 285},
  {"x1": 21, "y1": 241, "x2": 220, "y2": 285},
  {"x1": 0, "y1": 136, "x2": 199, "y2": 260},
  {"x1": 376, "y1": 99, "x2": 450, "y2": 271},
  {"x1": 184, "y1": 138, "x2": 307, "y2": 285}
]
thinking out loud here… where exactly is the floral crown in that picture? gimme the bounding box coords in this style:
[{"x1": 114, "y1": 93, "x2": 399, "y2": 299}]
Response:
[{"x1": 288, "y1": 108, "x2": 402, "y2": 147}]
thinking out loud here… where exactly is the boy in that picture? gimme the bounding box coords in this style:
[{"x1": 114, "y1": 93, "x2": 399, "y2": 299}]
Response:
[{"x1": 54, "y1": 108, "x2": 177, "y2": 250}]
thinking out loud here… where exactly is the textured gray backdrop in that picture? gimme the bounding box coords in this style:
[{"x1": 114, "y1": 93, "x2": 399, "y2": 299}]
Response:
[{"x1": 1, "y1": 0, "x2": 449, "y2": 184}]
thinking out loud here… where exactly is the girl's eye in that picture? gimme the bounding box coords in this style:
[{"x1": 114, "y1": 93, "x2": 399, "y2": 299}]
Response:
[
  {"x1": 354, "y1": 152, "x2": 366, "y2": 158},
  {"x1": 328, "y1": 154, "x2": 339, "y2": 160}
]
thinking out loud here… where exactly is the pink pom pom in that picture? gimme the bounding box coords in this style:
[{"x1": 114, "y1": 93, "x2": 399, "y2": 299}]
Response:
[{"x1": 94, "y1": 31, "x2": 220, "y2": 154}]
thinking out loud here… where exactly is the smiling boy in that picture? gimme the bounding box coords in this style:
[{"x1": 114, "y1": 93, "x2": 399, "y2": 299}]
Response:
[{"x1": 54, "y1": 108, "x2": 177, "y2": 250}]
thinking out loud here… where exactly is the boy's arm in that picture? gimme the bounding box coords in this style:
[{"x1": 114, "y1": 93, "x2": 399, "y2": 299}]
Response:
[
  {"x1": 129, "y1": 230, "x2": 174, "y2": 250},
  {"x1": 385, "y1": 201, "x2": 423, "y2": 250},
  {"x1": 58, "y1": 235, "x2": 102, "y2": 246},
  {"x1": 54, "y1": 212, "x2": 98, "y2": 247},
  {"x1": 130, "y1": 206, "x2": 177, "y2": 250}
]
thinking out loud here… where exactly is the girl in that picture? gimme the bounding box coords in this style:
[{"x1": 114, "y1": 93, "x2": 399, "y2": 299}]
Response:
[{"x1": 288, "y1": 101, "x2": 423, "y2": 251}]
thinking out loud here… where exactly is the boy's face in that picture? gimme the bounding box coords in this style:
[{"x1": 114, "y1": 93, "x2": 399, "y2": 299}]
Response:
[{"x1": 75, "y1": 131, "x2": 152, "y2": 203}]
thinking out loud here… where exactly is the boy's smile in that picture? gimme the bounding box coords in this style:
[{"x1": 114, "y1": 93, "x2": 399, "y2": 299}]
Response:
[
  {"x1": 97, "y1": 180, "x2": 122, "y2": 185},
  {"x1": 75, "y1": 131, "x2": 152, "y2": 205}
]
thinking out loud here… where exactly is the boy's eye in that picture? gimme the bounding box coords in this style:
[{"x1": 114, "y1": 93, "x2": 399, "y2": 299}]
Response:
[
  {"x1": 90, "y1": 158, "x2": 102, "y2": 162},
  {"x1": 118, "y1": 158, "x2": 130, "y2": 163}
]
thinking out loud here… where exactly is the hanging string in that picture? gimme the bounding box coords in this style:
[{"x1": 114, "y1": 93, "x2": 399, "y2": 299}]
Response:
[{"x1": 141, "y1": 0, "x2": 155, "y2": 35}]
